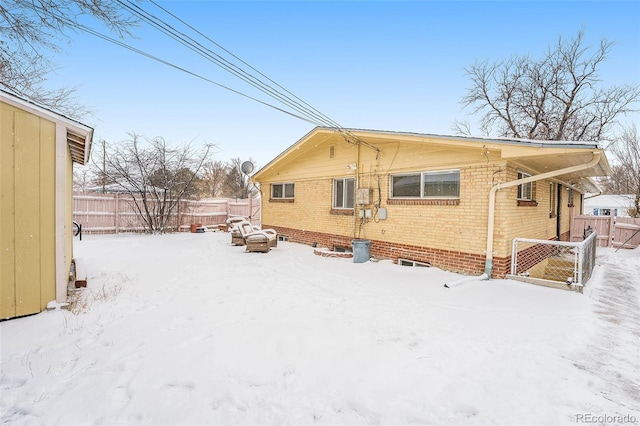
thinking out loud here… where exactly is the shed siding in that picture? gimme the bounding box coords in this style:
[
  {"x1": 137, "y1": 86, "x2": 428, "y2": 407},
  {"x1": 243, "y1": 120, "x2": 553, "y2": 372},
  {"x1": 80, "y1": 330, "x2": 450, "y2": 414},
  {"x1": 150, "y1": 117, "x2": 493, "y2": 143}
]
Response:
[
  {"x1": 0, "y1": 107, "x2": 17, "y2": 316},
  {"x1": 0, "y1": 104, "x2": 56, "y2": 318}
]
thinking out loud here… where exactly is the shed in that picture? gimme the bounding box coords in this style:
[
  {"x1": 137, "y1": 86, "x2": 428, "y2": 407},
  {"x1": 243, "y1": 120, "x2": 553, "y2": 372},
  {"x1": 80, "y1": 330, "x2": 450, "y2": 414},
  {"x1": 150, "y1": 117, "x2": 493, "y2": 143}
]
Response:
[{"x1": 1, "y1": 90, "x2": 93, "y2": 319}]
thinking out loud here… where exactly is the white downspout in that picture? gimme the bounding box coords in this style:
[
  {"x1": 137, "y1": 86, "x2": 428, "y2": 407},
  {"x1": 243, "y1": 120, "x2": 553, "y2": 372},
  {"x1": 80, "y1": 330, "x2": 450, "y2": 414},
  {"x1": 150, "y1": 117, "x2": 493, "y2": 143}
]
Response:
[{"x1": 483, "y1": 152, "x2": 602, "y2": 278}]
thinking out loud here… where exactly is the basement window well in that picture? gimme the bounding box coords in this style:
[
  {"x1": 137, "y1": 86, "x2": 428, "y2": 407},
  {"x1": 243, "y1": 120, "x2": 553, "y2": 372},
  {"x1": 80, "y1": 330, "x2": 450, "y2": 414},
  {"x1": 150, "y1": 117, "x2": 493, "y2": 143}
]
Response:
[
  {"x1": 333, "y1": 246, "x2": 352, "y2": 253},
  {"x1": 399, "y1": 259, "x2": 431, "y2": 267}
]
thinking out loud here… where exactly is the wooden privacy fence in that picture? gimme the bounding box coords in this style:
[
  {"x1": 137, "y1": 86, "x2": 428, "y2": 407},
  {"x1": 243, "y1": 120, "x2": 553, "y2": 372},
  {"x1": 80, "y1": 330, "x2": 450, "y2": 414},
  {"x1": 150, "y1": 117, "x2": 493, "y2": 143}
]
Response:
[
  {"x1": 73, "y1": 192, "x2": 261, "y2": 234},
  {"x1": 571, "y1": 215, "x2": 640, "y2": 249}
]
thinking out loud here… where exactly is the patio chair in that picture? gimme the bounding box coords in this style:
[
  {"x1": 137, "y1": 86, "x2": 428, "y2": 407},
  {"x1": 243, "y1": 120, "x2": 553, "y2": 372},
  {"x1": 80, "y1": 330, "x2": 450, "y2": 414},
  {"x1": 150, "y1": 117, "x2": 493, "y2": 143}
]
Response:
[
  {"x1": 237, "y1": 220, "x2": 278, "y2": 252},
  {"x1": 227, "y1": 216, "x2": 247, "y2": 246}
]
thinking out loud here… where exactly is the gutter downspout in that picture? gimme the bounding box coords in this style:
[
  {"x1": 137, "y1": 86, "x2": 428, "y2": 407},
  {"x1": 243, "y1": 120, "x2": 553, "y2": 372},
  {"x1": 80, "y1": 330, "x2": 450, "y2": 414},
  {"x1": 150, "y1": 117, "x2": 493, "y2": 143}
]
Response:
[
  {"x1": 483, "y1": 152, "x2": 602, "y2": 278},
  {"x1": 584, "y1": 190, "x2": 603, "y2": 200}
]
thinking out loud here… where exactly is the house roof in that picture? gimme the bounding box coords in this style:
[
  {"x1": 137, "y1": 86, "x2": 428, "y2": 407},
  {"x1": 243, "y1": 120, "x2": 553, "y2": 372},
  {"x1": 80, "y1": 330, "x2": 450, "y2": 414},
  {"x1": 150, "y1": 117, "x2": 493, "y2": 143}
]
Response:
[
  {"x1": 0, "y1": 89, "x2": 94, "y2": 165},
  {"x1": 584, "y1": 194, "x2": 635, "y2": 209},
  {"x1": 253, "y1": 127, "x2": 611, "y2": 192}
]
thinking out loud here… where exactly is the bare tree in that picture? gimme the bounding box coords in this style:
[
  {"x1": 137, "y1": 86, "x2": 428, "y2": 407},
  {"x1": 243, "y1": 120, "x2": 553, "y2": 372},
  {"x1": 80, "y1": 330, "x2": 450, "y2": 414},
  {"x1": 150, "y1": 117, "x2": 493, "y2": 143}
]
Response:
[
  {"x1": 221, "y1": 158, "x2": 258, "y2": 199},
  {"x1": 0, "y1": 0, "x2": 137, "y2": 117},
  {"x1": 103, "y1": 133, "x2": 214, "y2": 233},
  {"x1": 200, "y1": 160, "x2": 227, "y2": 198},
  {"x1": 73, "y1": 166, "x2": 95, "y2": 192},
  {"x1": 223, "y1": 158, "x2": 245, "y2": 199},
  {"x1": 606, "y1": 124, "x2": 640, "y2": 217},
  {"x1": 456, "y1": 30, "x2": 640, "y2": 141}
]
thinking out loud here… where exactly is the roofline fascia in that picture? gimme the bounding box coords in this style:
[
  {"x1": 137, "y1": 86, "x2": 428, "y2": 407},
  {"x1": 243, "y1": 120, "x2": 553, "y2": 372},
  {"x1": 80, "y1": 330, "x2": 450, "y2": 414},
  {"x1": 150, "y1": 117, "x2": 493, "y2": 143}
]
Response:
[
  {"x1": 253, "y1": 126, "x2": 607, "y2": 180},
  {"x1": 1, "y1": 89, "x2": 94, "y2": 164},
  {"x1": 1, "y1": 90, "x2": 93, "y2": 136}
]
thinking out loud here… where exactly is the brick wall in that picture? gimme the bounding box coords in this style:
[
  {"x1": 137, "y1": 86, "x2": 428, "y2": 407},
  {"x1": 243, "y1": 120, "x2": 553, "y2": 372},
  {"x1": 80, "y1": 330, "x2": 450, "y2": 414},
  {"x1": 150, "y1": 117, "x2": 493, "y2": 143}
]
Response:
[
  {"x1": 269, "y1": 224, "x2": 512, "y2": 278},
  {"x1": 258, "y1": 138, "x2": 581, "y2": 280}
]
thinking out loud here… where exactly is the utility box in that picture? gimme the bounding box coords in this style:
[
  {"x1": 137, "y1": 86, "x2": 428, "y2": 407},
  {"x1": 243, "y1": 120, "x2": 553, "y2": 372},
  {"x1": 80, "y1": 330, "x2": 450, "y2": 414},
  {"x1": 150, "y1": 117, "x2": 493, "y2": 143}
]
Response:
[{"x1": 356, "y1": 188, "x2": 372, "y2": 205}]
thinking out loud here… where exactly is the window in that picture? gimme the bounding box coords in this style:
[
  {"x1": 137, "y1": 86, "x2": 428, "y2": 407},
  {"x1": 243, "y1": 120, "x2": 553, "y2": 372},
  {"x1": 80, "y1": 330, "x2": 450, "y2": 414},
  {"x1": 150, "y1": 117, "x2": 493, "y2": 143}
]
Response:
[
  {"x1": 271, "y1": 183, "x2": 294, "y2": 199},
  {"x1": 390, "y1": 170, "x2": 460, "y2": 198},
  {"x1": 333, "y1": 178, "x2": 355, "y2": 208},
  {"x1": 517, "y1": 171, "x2": 532, "y2": 200},
  {"x1": 549, "y1": 183, "x2": 557, "y2": 215},
  {"x1": 399, "y1": 259, "x2": 431, "y2": 267}
]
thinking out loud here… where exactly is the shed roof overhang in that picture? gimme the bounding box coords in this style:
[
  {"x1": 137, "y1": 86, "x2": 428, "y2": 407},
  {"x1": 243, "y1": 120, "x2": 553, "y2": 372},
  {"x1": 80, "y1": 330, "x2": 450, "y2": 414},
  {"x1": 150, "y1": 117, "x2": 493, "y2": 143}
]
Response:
[{"x1": 0, "y1": 90, "x2": 94, "y2": 164}]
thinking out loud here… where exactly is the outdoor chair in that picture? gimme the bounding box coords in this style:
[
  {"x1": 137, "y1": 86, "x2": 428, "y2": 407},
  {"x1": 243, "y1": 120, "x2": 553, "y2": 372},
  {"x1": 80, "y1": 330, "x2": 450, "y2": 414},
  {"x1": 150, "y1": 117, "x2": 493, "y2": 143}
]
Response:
[
  {"x1": 227, "y1": 216, "x2": 247, "y2": 246},
  {"x1": 237, "y1": 220, "x2": 278, "y2": 252}
]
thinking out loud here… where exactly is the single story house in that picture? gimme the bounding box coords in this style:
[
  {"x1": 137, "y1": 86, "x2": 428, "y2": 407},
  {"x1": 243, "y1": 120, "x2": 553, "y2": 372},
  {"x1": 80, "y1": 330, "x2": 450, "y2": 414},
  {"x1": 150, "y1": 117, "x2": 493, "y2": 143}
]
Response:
[
  {"x1": 584, "y1": 194, "x2": 635, "y2": 217},
  {"x1": 252, "y1": 127, "x2": 611, "y2": 278},
  {"x1": 1, "y1": 90, "x2": 93, "y2": 319}
]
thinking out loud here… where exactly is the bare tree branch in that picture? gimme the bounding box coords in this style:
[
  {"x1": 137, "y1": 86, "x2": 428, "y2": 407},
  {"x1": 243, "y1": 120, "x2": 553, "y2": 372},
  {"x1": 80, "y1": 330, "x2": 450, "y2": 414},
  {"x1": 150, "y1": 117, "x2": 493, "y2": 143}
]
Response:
[
  {"x1": 101, "y1": 133, "x2": 215, "y2": 233},
  {"x1": 458, "y1": 29, "x2": 640, "y2": 142},
  {"x1": 1, "y1": 0, "x2": 138, "y2": 118}
]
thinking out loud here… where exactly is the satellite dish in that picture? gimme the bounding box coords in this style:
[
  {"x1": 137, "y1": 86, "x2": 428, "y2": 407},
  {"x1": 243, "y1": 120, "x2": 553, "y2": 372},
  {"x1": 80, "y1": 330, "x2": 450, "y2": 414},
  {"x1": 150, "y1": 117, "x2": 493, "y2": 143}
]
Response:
[{"x1": 240, "y1": 161, "x2": 254, "y2": 174}]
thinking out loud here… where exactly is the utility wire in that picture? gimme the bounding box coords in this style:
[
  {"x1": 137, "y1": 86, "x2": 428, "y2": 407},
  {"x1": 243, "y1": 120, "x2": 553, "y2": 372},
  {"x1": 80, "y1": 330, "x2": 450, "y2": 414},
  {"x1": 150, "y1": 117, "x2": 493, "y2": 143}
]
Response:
[
  {"x1": 42, "y1": 9, "x2": 320, "y2": 125},
  {"x1": 147, "y1": 0, "x2": 346, "y2": 131},
  {"x1": 120, "y1": 0, "x2": 380, "y2": 155},
  {"x1": 35, "y1": 0, "x2": 380, "y2": 152},
  {"x1": 116, "y1": 0, "x2": 339, "y2": 129}
]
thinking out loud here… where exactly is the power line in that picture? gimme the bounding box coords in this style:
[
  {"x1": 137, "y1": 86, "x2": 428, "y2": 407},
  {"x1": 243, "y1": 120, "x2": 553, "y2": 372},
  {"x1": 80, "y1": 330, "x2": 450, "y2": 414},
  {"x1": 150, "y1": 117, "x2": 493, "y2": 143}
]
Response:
[
  {"x1": 34, "y1": 1, "x2": 380, "y2": 152},
  {"x1": 147, "y1": 0, "x2": 346, "y2": 130},
  {"x1": 133, "y1": 1, "x2": 380, "y2": 152},
  {"x1": 115, "y1": 0, "x2": 340, "y2": 129},
  {"x1": 37, "y1": 8, "x2": 320, "y2": 125}
]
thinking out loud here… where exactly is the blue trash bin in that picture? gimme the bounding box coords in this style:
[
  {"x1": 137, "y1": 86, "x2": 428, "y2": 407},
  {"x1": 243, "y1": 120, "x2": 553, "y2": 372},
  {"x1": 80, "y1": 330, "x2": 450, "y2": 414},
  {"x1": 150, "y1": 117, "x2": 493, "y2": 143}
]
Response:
[{"x1": 352, "y1": 239, "x2": 371, "y2": 263}]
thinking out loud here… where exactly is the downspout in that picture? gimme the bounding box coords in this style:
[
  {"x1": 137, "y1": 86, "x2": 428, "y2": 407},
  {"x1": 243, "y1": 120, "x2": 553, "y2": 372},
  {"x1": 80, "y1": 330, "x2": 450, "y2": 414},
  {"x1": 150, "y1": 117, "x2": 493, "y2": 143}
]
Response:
[
  {"x1": 584, "y1": 190, "x2": 603, "y2": 200},
  {"x1": 483, "y1": 152, "x2": 602, "y2": 278},
  {"x1": 353, "y1": 142, "x2": 361, "y2": 239}
]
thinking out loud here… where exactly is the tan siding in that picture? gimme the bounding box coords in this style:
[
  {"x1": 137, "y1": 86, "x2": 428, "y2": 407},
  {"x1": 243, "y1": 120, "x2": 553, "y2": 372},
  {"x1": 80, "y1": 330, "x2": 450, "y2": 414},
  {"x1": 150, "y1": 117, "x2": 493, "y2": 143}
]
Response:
[
  {"x1": 14, "y1": 111, "x2": 42, "y2": 316},
  {"x1": 40, "y1": 120, "x2": 56, "y2": 306},
  {"x1": 0, "y1": 107, "x2": 17, "y2": 317},
  {"x1": 0, "y1": 103, "x2": 58, "y2": 318}
]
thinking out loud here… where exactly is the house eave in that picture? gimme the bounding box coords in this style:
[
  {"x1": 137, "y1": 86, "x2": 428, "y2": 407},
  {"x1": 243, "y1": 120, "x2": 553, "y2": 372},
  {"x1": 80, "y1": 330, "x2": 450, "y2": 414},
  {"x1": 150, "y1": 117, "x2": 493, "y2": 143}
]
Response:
[{"x1": 252, "y1": 127, "x2": 611, "y2": 182}]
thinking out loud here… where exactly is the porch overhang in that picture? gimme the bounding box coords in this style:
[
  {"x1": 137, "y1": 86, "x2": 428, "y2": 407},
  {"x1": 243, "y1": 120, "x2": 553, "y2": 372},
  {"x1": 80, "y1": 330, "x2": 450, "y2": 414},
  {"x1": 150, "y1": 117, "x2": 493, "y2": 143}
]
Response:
[{"x1": 506, "y1": 149, "x2": 610, "y2": 193}]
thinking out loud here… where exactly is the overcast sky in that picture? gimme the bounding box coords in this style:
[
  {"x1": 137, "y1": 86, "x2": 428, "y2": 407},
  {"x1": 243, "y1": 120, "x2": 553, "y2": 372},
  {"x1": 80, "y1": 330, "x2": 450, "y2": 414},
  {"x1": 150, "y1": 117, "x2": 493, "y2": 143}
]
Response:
[{"x1": 50, "y1": 0, "x2": 640, "y2": 167}]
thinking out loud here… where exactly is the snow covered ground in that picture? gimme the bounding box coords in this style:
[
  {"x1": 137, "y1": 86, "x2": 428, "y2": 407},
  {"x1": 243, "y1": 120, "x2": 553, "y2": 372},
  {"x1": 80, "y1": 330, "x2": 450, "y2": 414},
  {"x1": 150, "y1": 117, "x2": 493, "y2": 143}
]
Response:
[{"x1": 1, "y1": 231, "x2": 638, "y2": 425}]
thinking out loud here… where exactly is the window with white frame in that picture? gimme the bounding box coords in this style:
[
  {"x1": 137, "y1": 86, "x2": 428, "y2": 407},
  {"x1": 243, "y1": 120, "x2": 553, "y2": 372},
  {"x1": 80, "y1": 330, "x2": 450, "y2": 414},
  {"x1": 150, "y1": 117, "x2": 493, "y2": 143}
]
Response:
[
  {"x1": 271, "y1": 182, "x2": 294, "y2": 199},
  {"x1": 517, "y1": 171, "x2": 533, "y2": 200},
  {"x1": 390, "y1": 170, "x2": 460, "y2": 198},
  {"x1": 333, "y1": 178, "x2": 355, "y2": 209}
]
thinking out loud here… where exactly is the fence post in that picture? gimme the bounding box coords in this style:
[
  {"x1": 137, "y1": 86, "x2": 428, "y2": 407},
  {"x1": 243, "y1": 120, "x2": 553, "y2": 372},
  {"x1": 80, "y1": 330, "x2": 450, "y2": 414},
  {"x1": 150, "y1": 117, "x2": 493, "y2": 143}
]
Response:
[
  {"x1": 511, "y1": 239, "x2": 518, "y2": 275},
  {"x1": 577, "y1": 244, "x2": 583, "y2": 286},
  {"x1": 608, "y1": 214, "x2": 615, "y2": 247},
  {"x1": 115, "y1": 193, "x2": 119, "y2": 234}
]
